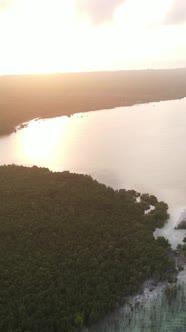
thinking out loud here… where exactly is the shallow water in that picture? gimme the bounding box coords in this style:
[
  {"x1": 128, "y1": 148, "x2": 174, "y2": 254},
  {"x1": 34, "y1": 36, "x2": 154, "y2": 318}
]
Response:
[
  {"x1": 1, "y1": 98, "x2": 186, "y2": 330},
  {"x1": 93, "y1": 268, "x2": 186, "y2": 332}
]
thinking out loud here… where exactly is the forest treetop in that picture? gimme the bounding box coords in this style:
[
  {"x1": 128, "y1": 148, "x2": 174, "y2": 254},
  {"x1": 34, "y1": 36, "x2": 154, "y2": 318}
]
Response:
[{"x1": 0, "y1": 165, "x2": 175, "y2": 332}]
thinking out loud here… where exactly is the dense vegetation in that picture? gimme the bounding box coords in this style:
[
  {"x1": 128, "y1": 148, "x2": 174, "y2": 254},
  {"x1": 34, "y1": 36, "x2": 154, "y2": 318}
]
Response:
[
  {"x1": 1, "y1": 69, "x2": 186, "y2": 136},
  {"x1": 177, "y1": 243, "x2": 186, "y2": 255},
  {"x1": 0, "y1": 165, "x2": 175, "y2": 331}
]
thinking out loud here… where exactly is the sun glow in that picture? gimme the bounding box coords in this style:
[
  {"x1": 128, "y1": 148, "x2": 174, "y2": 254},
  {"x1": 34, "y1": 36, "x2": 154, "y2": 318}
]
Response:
[
  {"x1": 17, "y1": 117, "x2": 70, "y2": 167},
  {"x1": 0, "y1": 0, "x2": 91, "y2": 74},
  {"x1": 0, "y1": 0, "x2": 185, "y2": 74}
]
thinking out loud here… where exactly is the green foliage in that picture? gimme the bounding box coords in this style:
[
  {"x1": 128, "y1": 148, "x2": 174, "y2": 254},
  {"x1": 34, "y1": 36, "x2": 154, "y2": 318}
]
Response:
[
  {"x1": 176, "y1": 243, "x2": 186, "y2": 257},
  {"x1": 141, "y1": 193, "x2": 158, "y2": 206},
  {"x1": 0, "y1": 165, "x2": 175, "y2": 331}
]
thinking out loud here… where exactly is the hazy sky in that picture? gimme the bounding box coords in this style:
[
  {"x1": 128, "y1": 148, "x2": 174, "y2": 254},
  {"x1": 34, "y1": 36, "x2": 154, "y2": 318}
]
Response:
[{"x1": 0, "y1": 0, "x2": 186, "y2": 74}]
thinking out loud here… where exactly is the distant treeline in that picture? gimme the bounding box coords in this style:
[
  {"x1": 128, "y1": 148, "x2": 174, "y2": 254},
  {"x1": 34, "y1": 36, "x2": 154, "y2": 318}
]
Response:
[
  {"x1": 1, "y1": 68, "x2": 186, "y2": 136},
  {"x1": 0, "y1": 165, "x2": 175, "y2": 331}
]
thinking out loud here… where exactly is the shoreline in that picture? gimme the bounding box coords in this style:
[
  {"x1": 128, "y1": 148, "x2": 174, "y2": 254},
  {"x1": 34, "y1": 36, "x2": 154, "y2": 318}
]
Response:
[
  {"x1": 1, "y1": 68, "x2": 186, "y2": 137},
  {"x1": 86, "y1": 262, "x2": 186, "y2": 332},
  {"x1": 1, "y1": 95, "x2": 186, "y2": 138}
]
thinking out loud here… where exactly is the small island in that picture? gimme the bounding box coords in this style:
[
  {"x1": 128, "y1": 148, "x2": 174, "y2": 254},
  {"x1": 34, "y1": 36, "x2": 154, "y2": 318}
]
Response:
[{"x1": 0, "y1": 165, "x2": 175, "y2": 332}]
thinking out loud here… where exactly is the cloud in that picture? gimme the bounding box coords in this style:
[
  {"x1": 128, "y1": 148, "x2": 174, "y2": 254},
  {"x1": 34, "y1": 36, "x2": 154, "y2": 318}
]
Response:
[
  {"x1": 0, "y1": 0, "x2": 16, "y2": 12},
  {"x1": 77, "y1": 0, "x2": 124, "y2": 24},
  {"x1": 165, "y1": 0, "x2": 186, "y2": 25}
]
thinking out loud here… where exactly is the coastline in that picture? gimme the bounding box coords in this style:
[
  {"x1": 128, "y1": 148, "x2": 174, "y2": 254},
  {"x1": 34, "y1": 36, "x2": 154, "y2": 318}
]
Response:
[
  {"x1": 86, "y1": 263, "x2": 186, "y2": 332},
  {"x1": 1, "y1": 95, "x2": 186, "y2": 138},
  {"x1": 1, "y1": 69, "x2": 186, "y2": 137}
]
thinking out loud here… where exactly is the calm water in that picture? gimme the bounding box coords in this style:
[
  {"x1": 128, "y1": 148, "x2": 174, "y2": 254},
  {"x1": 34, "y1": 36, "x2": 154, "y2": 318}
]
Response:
[{"x1": 1, "y1": 98, "x2": 186, "y2": 331}]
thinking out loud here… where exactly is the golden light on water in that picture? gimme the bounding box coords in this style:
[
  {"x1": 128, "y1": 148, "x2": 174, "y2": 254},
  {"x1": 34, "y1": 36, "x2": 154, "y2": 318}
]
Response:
[
  {"x1": 17, "y1": 117, "x2": 70, "y2": 166},
  {"x1": 13, "y1": 112, "x2": 107, "y2": 171}
]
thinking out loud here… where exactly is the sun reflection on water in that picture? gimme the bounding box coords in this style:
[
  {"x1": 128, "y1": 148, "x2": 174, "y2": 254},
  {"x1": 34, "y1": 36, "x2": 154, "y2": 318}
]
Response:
[{"x1": 17, "y1": 117, "x2": 70, "y2": 167}]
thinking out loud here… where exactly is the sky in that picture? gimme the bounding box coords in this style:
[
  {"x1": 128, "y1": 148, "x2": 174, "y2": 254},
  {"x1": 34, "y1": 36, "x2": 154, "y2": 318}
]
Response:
[{"x1": 0, "y1": 0, "x2": 186, "y2": 75}]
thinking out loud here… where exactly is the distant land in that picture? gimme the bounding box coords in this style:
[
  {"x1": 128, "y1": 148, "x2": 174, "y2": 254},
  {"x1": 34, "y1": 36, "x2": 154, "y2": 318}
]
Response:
[{"x1": 0, "y1": 68, "x2": 186, "y2": 136}]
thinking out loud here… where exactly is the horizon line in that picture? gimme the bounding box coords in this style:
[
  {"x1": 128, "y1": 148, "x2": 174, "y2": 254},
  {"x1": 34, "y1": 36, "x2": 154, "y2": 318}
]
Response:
[{"x1": 0, "y1": 67, "x2": 186, "y2": 78}]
